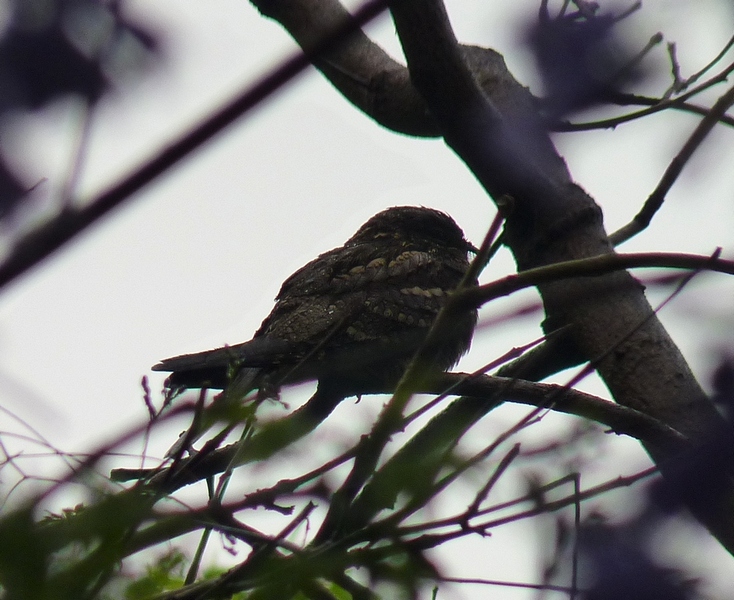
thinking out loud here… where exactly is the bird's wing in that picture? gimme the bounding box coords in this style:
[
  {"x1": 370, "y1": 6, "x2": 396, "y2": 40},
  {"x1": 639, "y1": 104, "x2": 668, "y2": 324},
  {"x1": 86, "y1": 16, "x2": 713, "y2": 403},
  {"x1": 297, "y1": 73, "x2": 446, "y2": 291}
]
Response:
[
  {"x1": 257, "y1": 241, "x2": 465, "y2": 346},
  {"x1": 272, "y1": 242, "x2": 449, "y2": 299},
  {"x1": 153, "y1": 241, "x2": 469, "y2": 389}
]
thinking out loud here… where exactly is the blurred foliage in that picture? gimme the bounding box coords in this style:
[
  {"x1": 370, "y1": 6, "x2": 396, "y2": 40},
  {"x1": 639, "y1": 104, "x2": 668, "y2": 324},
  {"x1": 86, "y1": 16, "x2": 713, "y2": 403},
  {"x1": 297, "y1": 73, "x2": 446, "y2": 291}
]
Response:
[
  {"x1": 0, "y1": 0, "x2": 732, "y2": 599},
  {"x1": 536, "y1": 505, "x2": 701, "y2": 600},
  {"x1": 119, "y1": 550, "x2": 187, "y2": 599},
  {"x1": 526, "y1": 0, "x2": 655, "y2": 119},
  {"x1": 0, "y1": 0, "x2": 159, "y2": 218},
  {"x1": 0, "y1": 369, "x2": 719, "y2": 599}
]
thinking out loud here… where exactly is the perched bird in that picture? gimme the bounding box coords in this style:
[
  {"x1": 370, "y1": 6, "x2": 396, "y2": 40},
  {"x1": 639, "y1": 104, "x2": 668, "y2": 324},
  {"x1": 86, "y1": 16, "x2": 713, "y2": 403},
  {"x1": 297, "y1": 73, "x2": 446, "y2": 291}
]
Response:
[{"x1": 153, "y1": 206, "x2": 477, "y2": 411}]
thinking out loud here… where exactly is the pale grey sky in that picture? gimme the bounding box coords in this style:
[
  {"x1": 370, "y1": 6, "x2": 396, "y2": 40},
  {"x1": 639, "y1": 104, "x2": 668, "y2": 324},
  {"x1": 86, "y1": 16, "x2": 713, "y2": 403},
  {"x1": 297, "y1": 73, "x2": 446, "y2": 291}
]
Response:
[{"x1": 1, "y1": 1, "x2": 733, "y2": 597}]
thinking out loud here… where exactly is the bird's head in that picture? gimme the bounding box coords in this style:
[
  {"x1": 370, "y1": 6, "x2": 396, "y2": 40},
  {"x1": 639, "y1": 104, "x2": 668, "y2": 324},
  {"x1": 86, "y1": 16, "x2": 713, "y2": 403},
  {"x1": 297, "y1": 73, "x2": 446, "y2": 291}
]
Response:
[{"x1": 346, "y1": 206, "x2": 476, "y2": 254}]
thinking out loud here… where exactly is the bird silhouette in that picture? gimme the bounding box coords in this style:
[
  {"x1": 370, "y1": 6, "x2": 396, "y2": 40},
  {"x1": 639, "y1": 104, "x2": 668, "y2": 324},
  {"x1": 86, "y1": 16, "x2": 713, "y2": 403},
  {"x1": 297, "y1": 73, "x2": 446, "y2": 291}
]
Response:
[{"x1": 153, "y1": 206, "x2": 477, "y2": 411}]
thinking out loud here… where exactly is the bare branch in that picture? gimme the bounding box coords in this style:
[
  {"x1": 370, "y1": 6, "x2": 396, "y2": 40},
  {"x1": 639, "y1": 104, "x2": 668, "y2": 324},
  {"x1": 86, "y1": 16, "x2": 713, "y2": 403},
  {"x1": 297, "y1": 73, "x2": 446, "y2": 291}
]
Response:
[{"x1": 611, "y1": 84, "x2": 734, "y2": 245}]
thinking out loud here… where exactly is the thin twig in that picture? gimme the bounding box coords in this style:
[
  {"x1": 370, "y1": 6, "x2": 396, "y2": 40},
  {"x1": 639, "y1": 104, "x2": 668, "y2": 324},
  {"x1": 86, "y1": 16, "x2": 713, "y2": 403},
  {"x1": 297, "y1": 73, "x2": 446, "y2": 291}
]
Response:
[
  {"x1": 59, "y1": 101, "x2": 95, "y2": 209},
  {"x1": 460, "y1": 443, "x2": 521, "y2": 529},
  {"x1": 671, "y1": 33, "x2": 734, "y2": 96},
  {"x1": 438, "y1": 575, "x2": 586, "y2": 594},
  {"x1": 459, "y1": 250, "x2": 734, "y2": 313},
  {"x1": 398, "y1": 466, "x2": 657, "y2": 539},
  {"x1": 554, "y1": 97, "x2": 734, "y2": 131},
  {"x1": 611, "y1": 85, "x2": 734, "y2": 245},
  {"x1": 552, "y1": 60, "x2": 734, "y2": 132},
  {"x1": 570, "y1": 472, "x2": 580, "y2": 600}
]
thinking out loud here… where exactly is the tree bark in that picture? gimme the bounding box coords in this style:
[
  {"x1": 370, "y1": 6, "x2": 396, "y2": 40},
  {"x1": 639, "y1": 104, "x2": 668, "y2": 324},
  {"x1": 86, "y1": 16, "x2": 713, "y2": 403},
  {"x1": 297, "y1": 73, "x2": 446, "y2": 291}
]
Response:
[{"x1": 250, "y1": 0, "x2": 734, "y2": 553}]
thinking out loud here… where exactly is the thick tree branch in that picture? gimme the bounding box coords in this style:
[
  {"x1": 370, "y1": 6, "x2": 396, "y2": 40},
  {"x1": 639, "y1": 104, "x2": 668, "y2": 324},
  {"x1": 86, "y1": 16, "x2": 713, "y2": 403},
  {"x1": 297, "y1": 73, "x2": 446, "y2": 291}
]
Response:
[
  {"x1": 110, "y1": 373, "x2": 685, "y2": 490},
  {"x1": 386, "y1": 0, "x2": 734, "y2": 551},
  {"x1": 247, "y1": 0, "x2": 734, "y2": 551},
  {"x1": 253, "y1": 0, "x2": 428, "y2": 135},
  {"x1": 386, "y1": 0, "x2": 723, "y2": 426},
  {"x1": 250, "y1": 0, "x2": 568, "y2": 180}
]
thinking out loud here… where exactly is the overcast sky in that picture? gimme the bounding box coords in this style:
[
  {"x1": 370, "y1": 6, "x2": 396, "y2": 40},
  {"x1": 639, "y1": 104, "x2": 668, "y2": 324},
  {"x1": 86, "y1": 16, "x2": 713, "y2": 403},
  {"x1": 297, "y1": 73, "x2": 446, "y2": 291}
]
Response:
[{"x1": 1, "y1": 1, "x2": 733, "y2": 597}]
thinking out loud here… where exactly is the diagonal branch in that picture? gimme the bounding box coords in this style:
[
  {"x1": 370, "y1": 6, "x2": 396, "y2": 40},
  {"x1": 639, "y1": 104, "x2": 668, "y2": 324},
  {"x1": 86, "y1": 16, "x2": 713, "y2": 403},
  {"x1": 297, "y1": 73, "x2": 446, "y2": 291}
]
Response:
[
  {"x1": 385, "y1": 0, "x2": 734, "y2": 552},
  {"x1": 611, "y1": 84, "x2": 734, "y2": 245},
  {"x1": 0, "y1": 0, "x2": 391, "y2": 292},
  {"x1": 109, "y1": 372, "x2": 686, "y2": 493}
]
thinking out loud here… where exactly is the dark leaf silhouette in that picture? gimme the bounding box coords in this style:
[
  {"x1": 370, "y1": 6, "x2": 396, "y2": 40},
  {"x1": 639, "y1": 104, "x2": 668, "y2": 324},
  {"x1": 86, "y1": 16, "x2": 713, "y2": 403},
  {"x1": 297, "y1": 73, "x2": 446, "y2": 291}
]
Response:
[
  {"x1": 527, "y1": 2, "x2": 651, "y2": 118},
  {"x1": 0, "y1": 0, "x2": 158, "y2": 111},
  {"x1": 578, "y1": 515, "x2": 698, "y2": 600}
]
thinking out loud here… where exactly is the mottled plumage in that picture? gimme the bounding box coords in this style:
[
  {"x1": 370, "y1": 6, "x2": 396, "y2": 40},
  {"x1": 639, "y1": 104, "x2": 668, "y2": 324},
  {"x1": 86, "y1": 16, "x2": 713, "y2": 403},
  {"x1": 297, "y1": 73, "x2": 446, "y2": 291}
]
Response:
[{"x1": 153, "y1": 206, "x2": 477, "y2": 402}]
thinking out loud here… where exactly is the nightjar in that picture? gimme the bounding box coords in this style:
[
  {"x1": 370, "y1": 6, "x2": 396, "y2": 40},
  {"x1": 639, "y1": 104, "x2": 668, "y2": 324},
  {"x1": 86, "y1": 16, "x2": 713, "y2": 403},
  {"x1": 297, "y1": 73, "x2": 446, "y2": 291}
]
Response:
[{"x1": 153, "y1": 206, "x2": 477, "y2": 408}]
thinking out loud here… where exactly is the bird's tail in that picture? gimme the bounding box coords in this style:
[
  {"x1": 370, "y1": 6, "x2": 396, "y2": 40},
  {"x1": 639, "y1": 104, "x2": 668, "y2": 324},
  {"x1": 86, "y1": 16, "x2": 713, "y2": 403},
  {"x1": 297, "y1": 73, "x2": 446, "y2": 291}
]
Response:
[{"x1": 152, "y1": 337, "x2": 292, "y2": 389}]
